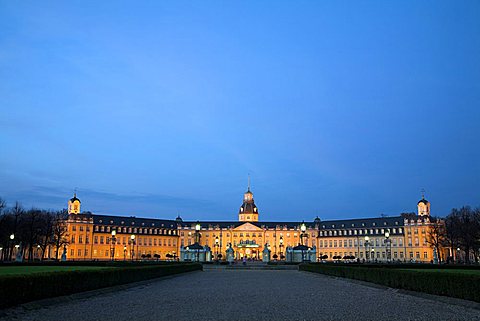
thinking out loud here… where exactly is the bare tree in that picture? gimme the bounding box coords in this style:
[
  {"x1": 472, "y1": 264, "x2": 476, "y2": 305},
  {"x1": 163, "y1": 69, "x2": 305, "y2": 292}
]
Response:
[
  {"x1": 51, "y1": 209, "x2": 69, "y2": 260},
  {"x1": 426, "y1": 217, "x2": 446, "y2": 263},
  {"x1": 445, "y1": 207, "x2": 480, "y2": 263},
  {"x1": 37, "y1": 211, "x2": 55, "y2": 260}
]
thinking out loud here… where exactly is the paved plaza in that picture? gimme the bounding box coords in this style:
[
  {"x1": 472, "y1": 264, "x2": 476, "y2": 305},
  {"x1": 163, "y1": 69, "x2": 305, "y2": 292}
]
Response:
[{"x1": 1, "y1": 269, "x2": 479, "y2": 321}]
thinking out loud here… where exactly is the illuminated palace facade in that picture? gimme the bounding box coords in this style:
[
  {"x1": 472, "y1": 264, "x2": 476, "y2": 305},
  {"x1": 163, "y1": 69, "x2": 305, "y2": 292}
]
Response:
[{"x1": 64, "y1": 186, "x2": 438, "y2": 263}]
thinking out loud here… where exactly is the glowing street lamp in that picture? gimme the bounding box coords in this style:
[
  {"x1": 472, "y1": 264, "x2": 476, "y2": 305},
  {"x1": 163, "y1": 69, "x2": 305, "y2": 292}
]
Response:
[
  {"x1": 110, "y1": 230, "x2": 117, "y2": 261},
  {"x1": 300, "y1": 221, "x2": 307, "y2": 246},
  {"x1": 364, "y1": 236, "x2": 370, "y2": 262},
  {"x1": 194, "y1": 222, "x2": 202, "y2": 261},
  {"x1": 215, "y1": 236, "x2": 220, "y2": 261},
  {"x1": 384, "y1": 231, "x2": 391, "y2": 262},
  {"x1": 279, "y1": 236, "x2": 284, "y2": 260},
  {"x1": 130, "y1": 234, "x2": 136, "y2": 261},
  {"x1": 9, "y1": 234, "x2": 14, "y2": 261}
]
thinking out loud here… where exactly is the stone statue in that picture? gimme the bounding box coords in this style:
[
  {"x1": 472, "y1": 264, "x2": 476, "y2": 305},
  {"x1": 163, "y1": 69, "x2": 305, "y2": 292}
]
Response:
[
  {"x1": 262, "y1": 243, "x2": 271, "y2": 263},
  {"x1": 61, "y1": 244, "x2": 67, "y2": 262}
]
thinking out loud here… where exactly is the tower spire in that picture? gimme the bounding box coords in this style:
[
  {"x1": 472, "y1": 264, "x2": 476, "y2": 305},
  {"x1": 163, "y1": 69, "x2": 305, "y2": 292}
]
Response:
[
  {"x1": 247, "y1": 174, "x2": 251, "y2": 192},
  {"x1": 421, "y1": 188, "x2": 425, "y2": 199}
]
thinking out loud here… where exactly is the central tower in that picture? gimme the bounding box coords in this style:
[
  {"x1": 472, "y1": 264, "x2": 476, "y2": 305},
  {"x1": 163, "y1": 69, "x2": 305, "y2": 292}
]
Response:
[{"x1": 238, "y1": 178, "x2": 259, "y2": 222}]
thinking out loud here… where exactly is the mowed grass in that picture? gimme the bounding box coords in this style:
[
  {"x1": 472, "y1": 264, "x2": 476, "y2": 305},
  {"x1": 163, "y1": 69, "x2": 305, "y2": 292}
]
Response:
[
  {"x1": 398, "y1": 268, "x2": 480, "y2": 276},
  {"x1": 0, "y1": 266, "x2": 114, "y2": 276}
]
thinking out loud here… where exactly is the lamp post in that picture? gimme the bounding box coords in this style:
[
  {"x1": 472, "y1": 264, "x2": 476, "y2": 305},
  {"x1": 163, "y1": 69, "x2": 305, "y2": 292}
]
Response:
[
  {"x1": 274, "y1": 230, "x2": 277, "y2": 257},
  {"x1": 300, "y1": 222, "x2": 307, "y2": 246},
  {"x1": 300, "y1": 222, "x2": 308, "y2": 262},
  {"x1": 364, "y1": 236, "x2": 370, "y2": 262},
  {"x1": 110, "y1": 230, "x2": 117, "y2": 261},
  {"x1": 384, "y1": 231, "x2": 391, "y2": 263},
  {"x1": 371, "y1": 248, "x2": 375, "y2": 262},
  {"x1": 279, "y1": 236, "x2": 284, "y2": 260},
  {"x1": 456, "y1": 247, "x2": 461, "y2": 264},
  {"x1": 123, "y1": 245, "x2": 127, "y2": 261},
  {"x1": 195, "y1": 222, "x2": 201, "y2": 262},
  {"x1": 215, "y1": 236, "x2": 219, "y2": 261},
  {"x1": 9, "y1": 234, "x2": 14, "y2": 261},
  {"x1": 130, "y1": 234, "x2": 136, "y2": 261}
]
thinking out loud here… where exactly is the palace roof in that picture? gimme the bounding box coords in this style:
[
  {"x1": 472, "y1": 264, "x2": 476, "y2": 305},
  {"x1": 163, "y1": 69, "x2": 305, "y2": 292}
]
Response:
[
  {"x1": 89, "y1": 214, "x2": 405, "y2": 230},
  {"x1": 92, "y1": 214, "x2": 177, "y2": 229}
]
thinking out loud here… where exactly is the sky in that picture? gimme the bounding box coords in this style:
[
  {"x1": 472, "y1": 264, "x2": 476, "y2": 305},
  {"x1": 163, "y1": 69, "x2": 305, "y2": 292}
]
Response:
[{"x1": 1, "y1": 1, "x2": 479, "y2": 222}]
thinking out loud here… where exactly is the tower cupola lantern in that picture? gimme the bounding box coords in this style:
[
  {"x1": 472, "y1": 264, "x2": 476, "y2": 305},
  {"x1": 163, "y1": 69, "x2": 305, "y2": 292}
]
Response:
[
  {"x1": 238, "y1": 176, "x2": 259, "y2": 222},
  {"x1": 68, "y1": 191, "x2": 81, "y2": 214}
]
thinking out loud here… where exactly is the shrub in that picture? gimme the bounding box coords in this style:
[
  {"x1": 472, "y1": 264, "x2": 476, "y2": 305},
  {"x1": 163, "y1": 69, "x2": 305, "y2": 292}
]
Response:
[
  {"x1": 300, "y1": 264, "x2": 480, "y2": 302},
  {"x1": 0, "y1": 263, "x2": 202, "y2": 309}
]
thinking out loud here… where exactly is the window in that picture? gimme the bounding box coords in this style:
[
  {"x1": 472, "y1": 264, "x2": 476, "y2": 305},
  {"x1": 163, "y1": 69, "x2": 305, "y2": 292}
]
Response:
[
  {"x1": 94, "y1": 236, "x2": 98, "y2": 244},
  {"x1": 78, "y1": 249, "x2": 82, "y2": 256},
  {"x1": 424, "y1": 252, "x2": 428, "y2": 259}
]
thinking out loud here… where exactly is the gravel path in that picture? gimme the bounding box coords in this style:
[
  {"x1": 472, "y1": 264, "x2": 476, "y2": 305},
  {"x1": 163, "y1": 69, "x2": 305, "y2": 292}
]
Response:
[{"x1": 1, "y1": 269, "x2": 479, "y2": 321}]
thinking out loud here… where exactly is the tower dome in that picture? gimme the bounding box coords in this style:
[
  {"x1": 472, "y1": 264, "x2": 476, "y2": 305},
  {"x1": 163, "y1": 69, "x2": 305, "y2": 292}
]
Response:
[
  {"x1": 417, "y1": 191, "x2": 430, "y2": 216},
  {"x1": 68, "y1": 192, "x2": 81, "y2": 214},
  {"x1": 238, "y1": 178, "x2": 259, "y2": 222}
]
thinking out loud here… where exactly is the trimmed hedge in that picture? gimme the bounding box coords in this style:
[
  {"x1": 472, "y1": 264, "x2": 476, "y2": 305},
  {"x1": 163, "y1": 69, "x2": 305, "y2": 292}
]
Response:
[
  {"x1": 0, "y1": 260, "x2": 185, "y2": 267},
  {"x1": 315, "y1": 262, "x2": 480, "y2": 270},
  {"x1": 300, "y1": 264, "x2": 480, "y2": 302},
  {"x1": 0, "y1": 263, "x2": 202, "y2": 309}
]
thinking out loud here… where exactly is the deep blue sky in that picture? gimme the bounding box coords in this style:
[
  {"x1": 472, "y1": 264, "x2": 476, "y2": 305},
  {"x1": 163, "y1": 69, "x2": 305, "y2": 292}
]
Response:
[{"x1": 1, "y1": 1, "x2": 479, "y2": 221}]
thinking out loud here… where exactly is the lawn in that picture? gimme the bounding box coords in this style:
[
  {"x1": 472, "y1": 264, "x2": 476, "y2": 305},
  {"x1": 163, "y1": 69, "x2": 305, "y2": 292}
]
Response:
[
  {"x1": 398, "y1": 268, "x2": 480, "y2": 276},
  {"x1": 0, "y1": 266, "x2": 114, "y2": 276}
]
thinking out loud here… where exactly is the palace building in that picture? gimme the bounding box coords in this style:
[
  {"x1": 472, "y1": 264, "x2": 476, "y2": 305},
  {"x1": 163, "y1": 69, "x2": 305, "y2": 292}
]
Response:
[{"x1": 63, "y1": 186, "x2": 440, "y2": 263}]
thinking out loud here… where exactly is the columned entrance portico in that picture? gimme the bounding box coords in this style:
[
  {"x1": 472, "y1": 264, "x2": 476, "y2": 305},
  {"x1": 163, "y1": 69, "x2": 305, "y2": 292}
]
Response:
[{"x1": 235, "y1": 241, "x2": 261, "y2": 259}]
